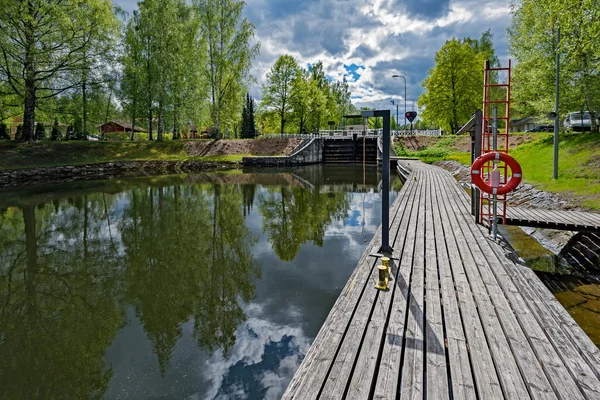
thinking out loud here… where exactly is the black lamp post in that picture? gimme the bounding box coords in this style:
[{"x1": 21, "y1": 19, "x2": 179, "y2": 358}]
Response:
[
  {"x1": 390, "y1": 100, "x2": 398, "y2": 132},
  {"x1": 361, "y1": 109, "x2": 393, "y2": 255},
  {"x1": 392, "y1": 75, "x2": 407, "y2": 130}
]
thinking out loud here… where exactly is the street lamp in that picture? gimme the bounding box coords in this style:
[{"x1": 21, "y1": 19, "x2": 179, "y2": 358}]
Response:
[
  {"x1": 392, "y1": 74, "x2": 407, "y2": 131},
  {"x1": 390, "y1": 100, "x2": 398, "y2": 132}
]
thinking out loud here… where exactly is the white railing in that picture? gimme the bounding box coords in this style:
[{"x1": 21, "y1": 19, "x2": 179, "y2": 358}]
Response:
[{"x1": 261, "y1": 128, "x2": 443, "y2": 138}]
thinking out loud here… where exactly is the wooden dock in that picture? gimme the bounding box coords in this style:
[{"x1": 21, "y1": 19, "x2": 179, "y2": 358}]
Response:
[
  {"x1": 283, "y1": 161, "x2": 600, "y2": 400},
  {"x1": 506, "y1": 207, "x2": 600, "y2": 232}
]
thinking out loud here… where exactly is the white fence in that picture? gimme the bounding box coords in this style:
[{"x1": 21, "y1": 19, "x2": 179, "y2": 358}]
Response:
[{"x1": 262, "y1": 128, "x2": 442, "y2": 138}]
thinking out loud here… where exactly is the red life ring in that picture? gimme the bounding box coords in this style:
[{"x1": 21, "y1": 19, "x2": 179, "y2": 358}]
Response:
[{"x1": 470, "y1": 152, "x2": 522, "y2": 195}]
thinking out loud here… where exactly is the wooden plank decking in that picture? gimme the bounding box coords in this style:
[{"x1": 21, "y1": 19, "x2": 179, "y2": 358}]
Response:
[
  {"x1": 506, "y1": 207, "x2": 600, "y2": 232},
  {"x1": 283, "y1": 161, "x2": 600, "y2": 400}
]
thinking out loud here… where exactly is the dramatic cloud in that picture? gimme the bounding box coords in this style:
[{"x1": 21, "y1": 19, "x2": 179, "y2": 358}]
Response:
[{"x1": 114, "y1": 0, "x2": 511, "y2": 111}]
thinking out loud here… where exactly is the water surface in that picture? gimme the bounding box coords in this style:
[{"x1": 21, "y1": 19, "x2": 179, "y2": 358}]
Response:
[{"x1": 0, "y1": 165, "x2": 400, "y2": 399}]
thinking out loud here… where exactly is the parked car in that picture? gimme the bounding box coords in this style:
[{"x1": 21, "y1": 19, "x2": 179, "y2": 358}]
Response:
[{"x1": 564, "y1": 111, "x2": 598, "y2": 132}]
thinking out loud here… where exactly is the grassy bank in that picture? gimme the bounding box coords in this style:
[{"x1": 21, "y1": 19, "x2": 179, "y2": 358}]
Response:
[
  {"x1": 0, "y1": 139, "x2": 299, "y2": 171},
  {"x1": 396, "y1": 132, "x2": 600, "y2": 209},
  {"x1": 510, "y1": 132, "x2": 600, "y2": 209}
]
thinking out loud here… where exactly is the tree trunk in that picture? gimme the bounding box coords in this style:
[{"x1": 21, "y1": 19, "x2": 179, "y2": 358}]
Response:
[
  {"x1": 23, "y1": 83, "x2": 36, "y2": 142},
  {"x1": 82, "y1": 73, "x2": 88, "y2": 137},
  {"x1": 148, "y1": 108, "x2": 153, "y2": 141},
  {"x1": 280, "y1": 102, "x2": 286, "y2": 134},
  {"x1": 157, "y1": 100, "x2": 163, "y2": 141},
  {"x1": 131, "y1": 97, "x2": 136, "y2": 141}
]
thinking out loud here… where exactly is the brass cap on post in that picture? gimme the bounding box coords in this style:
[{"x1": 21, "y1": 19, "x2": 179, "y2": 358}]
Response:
[
  {"x1": 381, "y1": 257, "x2": 392, "y2": 281},
  {"x1": 375, "y1": 265, "x2": 389, "y2": 290}
]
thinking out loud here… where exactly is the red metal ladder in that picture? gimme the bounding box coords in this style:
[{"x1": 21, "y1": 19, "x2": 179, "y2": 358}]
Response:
[{"x1": 480, "y1": 60, "x2": 512, "y2": 226}]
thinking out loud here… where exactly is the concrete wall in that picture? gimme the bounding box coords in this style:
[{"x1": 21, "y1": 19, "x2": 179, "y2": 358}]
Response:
[{"x1": 243, "y1": 138, "x2": 323, "y2": 167}]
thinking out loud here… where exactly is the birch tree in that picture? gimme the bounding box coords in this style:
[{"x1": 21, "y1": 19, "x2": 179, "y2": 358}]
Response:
[{"x1": 195, "y1": 0, "x2": 259, "y2": 137}]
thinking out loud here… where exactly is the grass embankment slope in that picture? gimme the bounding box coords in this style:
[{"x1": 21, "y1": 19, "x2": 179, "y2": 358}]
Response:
[
  {"x1": 0, "y1": 138, "x2": 302, "y2": 171},
  {"x1": 395, "y1": 132, "x2": 600, "y2": 209}
]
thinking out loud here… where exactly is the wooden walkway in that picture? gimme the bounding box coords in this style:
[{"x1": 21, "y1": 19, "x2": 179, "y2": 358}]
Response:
[
  {"x1": 506, "y1": 207, "x2": 600, "y2": 232},
  {"x1": 283, "y1": 161, "x2": 600, "y2": 400}
]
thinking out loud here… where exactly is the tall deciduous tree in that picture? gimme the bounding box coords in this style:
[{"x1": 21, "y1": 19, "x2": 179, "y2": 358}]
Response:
[
  {"x1": 418, "y1": 38, "x2": 486, "y2": 134},
  {"x1": 0, "y1": 0, "x2": 118, "y2": 142},
  {"x1": 261, "y1": 55, "x2": 298, "y2": 134},
  {"x1": 508, "y1": 0, "x2": 600, "y2": 127},
  {"x1": 195, "y1": 0, "x2": 260, "y2": 137}
]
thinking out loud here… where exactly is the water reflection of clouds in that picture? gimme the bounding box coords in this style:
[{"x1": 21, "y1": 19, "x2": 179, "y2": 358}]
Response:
[{"x1": 204, "y1": 303, "x2": 310, "y2": 400}]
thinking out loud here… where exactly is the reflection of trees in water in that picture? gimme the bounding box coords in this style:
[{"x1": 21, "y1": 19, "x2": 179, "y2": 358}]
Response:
[
  {"x1": 0, "y1": 181, "x2": 261, "y2": 396},
  {"x1": 258, "y1": 186, "x2": 351, "y2": 262},
  {"x1": 120, "y1": 183, "x2": 259, "y2": 374},
  {"x1": 0, "y1": 197, "x2": 124, "y2": 399}
]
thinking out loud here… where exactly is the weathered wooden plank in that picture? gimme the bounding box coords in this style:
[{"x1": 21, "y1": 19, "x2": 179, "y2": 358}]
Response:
[
  {"x1": 318, "y1": 257, "x2": 380, "y2": 399},
  {"x1": 430, "y1": 171, "x2": 477, "y2": 400},
  {"x1": 399, "y1": 169, "x2": 427, "y2": 400},
  {"x1": 372, "y1": 170, "x2": 424, "y2": 400},
  {"x1": 346, "y1": 169, "x2": 421, "y2": 400},
  {"x1": 435, "y1": 170, "x2": 531, "y2": 399},
  {"x1": 426, "y1": 167, "x2": 504, "y2": 400},
  {"x1": 423, "y1": 169, "x2": 450, "y2": 400},
  {"x1": 441, "y1": 167, "x2": 600, "y2": 398},
  {"x1": 435, "y1": 172, "x2": 569, "y2": 400}
]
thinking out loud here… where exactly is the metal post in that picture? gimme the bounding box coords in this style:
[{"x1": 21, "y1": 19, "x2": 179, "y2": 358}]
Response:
[
  {"x1": 554, "y1": 27, "x2": 560, "y2": 180},
  {"x1": 396, "y1": 104, "x2": 399, "y2": 135},
  {"x1": 492, "y1": 107, "x2": 498, "y2": 240},
  {"x1": 362, "y1": 109, "x2": 392, "y2": 254},
  {"x1": 381, "y1": 111, "x2": 391, "y2": 254}
]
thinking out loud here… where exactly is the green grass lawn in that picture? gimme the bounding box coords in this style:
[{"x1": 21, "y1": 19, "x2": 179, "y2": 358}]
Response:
[
  {"x1": 510, "y1": 132, "x2": 600, "y2": 209},
  {"x1": 0, "y1": 140, "x2": 245, "y2": 170}
]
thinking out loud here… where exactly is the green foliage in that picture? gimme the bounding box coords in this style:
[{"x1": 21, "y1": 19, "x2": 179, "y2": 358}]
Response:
[
  {"x1": 259, "y1": 58, "x2": 354, "y2": 134},
  {"x1": 0, "y1": 0, "x2": 119, "y2": 142},
  {"x1": 261, "y1": 55, "x2": 299, "y2": 133},
  {"x1": 240, "y1": 94, "x2": 257, "y2": 138},
  {"x1": 195, "y1": 0, "x2": 260, "y2": 137},
  {"x1": 418, "y1": 37, "x2": 488, "y2": 135},
  {"x1": 508, "y1": 0, "x2": 600, "y2": 124}
]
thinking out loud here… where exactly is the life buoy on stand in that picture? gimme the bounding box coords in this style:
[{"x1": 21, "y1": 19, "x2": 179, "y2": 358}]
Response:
[{"x1": 471, "y1": 152, "x2": 522, "y2": 195}]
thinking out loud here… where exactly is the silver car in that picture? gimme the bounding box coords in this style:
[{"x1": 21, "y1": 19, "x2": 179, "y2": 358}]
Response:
[{"x1": 564, "y1": 111, "x2": 598, "y2": 132}]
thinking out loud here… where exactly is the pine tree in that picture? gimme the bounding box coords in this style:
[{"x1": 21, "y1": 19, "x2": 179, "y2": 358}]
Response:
[{"x1": 51, "y1": 119, "x2": 61, "y2": 141}]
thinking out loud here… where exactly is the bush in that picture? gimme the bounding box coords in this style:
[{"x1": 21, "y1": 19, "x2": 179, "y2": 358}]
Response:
[
  {"x1": 15, "y1": 125, "x2": 23, "y2": 141},
  {"x1": 0, "y1": 123, "x2": 8, "y2": 140},
  {"x1": 50, "y1": 119, "x2": 61, "y2": 141},
  {"x1": 35, "y1": 122, "x2": 46, "y2": 140}
]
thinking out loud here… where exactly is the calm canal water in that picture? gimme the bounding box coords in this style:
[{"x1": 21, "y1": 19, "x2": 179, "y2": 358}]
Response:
[{"x1": 0, "y1": 165, "x2": 402, "y2": 400}]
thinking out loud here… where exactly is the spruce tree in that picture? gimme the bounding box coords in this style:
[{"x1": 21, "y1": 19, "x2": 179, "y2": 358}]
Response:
[{"x1": 248, "y1": 94, "x2": 256, "y2": 138}]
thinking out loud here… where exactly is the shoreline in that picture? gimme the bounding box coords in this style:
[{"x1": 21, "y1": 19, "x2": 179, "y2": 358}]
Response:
[{"x1": 0, "y1": 160, "x2": 241, "y2": 189}]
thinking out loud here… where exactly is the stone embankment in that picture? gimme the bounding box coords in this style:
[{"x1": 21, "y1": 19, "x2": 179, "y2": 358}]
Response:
[{"x1": 0, "y1": 160, "x2": 239, "y2": 188}]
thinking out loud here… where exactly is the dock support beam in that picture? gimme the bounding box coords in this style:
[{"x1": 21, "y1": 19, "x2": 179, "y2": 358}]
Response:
[{"x1": 362, "y1": 109, "x2": 393, "y2": 254}]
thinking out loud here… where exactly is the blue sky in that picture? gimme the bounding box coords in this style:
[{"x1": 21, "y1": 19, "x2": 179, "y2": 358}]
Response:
[{"x1": 115, "y1": 0, "x2": 511, "y2": 112}]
